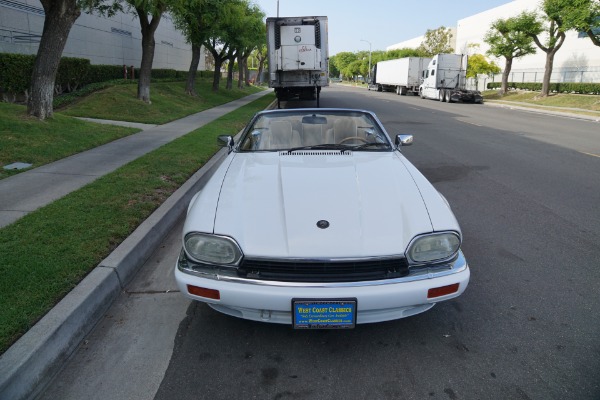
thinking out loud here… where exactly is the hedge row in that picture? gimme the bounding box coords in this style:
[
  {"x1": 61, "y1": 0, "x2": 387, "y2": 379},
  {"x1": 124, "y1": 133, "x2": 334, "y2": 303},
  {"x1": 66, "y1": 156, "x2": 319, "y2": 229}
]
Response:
[
  {"x1": 0, "y1": 53, "x2": 191, "y2": 101},
  {"x1": 487, "y1": 81, "x2": 600, "y2": 94},
  {"x1": 0, "y1": 53, "x2": 35, "y2": 95}
]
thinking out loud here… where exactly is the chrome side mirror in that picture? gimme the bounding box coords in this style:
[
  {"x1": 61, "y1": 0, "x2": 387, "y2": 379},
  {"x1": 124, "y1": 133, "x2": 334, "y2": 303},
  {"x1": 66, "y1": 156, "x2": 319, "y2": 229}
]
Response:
[
  {"x1": 395, "y1": 134, "x2": 413, "y2": 149},
  {"x1": 217, "y1": 135, "x2": 234, "y2": 151}
]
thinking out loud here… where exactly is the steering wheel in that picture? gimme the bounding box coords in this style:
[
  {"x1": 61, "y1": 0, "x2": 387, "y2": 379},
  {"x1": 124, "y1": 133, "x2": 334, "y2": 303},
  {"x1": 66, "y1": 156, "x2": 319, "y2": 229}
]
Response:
[{"x1": 339, "y1": 136, "x2": 368, "y2": 144}]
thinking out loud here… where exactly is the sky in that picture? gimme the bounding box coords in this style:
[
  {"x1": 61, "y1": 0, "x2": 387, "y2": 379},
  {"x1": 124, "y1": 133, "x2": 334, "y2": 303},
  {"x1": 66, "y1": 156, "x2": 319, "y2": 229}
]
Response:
[{"x1": 251, "y1": 0, "x2": 512, "y2": 55}]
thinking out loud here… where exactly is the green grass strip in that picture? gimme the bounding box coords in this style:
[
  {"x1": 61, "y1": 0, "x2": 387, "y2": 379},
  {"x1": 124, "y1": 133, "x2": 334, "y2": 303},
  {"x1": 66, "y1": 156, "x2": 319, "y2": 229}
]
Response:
[
  {"x1": 0, "y1": 93, "x2": 275, "y2": 353},
  {"x1": 59, "y1": 80, "x2": 264, "y2": 124},
  {"x1": 482, "y1": 90, "x2": 600, "y2": 112},
  {"x1": 0, "y1": 103, "x2": 139, "y2": 180}
]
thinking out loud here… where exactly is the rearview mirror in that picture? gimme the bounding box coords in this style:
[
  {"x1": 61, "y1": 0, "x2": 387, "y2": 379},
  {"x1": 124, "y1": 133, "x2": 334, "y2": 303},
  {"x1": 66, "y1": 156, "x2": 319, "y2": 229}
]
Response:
[{"x1": 302, "y1": 115, "x2": 327, "y2": 124}]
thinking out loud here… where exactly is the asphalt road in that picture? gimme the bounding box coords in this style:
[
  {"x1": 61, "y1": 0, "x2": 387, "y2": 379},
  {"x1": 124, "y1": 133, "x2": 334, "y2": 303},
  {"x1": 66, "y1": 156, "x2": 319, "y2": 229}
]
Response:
[{"x1": 41, "y1": 85, "x2": 600, "y2": 400}]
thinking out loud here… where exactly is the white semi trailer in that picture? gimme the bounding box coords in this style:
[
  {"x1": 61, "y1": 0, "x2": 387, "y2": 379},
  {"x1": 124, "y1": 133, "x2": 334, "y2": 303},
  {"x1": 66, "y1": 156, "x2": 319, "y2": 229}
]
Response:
[
  {"x1": 367, "y1": 57, "x2": 431, "y2": 95},
  {"x1": 266, "y1": 16, "x2": 329, "y2": 108},
  {"x1": 419, "y1": 54, "x2": 483, "y2": 103}
]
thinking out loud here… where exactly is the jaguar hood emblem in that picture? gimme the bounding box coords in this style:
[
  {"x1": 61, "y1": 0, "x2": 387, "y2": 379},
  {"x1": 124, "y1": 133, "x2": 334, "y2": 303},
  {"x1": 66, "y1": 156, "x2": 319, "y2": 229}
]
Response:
[{"x1": 316, "y1": 220, "x2": 330, "y2": 229}]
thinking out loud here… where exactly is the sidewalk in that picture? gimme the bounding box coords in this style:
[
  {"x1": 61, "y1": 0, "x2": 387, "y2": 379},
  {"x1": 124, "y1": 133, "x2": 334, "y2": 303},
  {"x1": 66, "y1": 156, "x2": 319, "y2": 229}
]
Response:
[
  {"x1": 0, "y1": 90, "x2": 273, "y2": 400},
  {"x1": 0, "y1": 90, "x2": 272, "y2": 229},
  {"x1": 484, "y1": 99, "x2": 600, "y2": 122}
]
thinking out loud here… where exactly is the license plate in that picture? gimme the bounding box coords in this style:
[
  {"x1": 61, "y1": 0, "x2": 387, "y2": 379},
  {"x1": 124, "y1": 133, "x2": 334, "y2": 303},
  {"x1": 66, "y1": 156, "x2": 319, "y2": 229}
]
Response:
[{"x1": 292, "y1": 299, "x2": 357, "y2": 329}]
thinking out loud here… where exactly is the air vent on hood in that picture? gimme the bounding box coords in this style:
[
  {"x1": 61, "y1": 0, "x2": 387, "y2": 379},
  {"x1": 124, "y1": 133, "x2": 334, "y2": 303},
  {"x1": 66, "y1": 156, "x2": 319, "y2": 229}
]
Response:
[{"x1": 279, "y1": 151, "x2": 352, "y2": 156}]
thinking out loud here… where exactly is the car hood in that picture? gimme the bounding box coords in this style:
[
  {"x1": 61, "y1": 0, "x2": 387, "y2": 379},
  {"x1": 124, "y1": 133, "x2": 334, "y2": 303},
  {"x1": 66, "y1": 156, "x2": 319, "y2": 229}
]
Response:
[{"x1": 185, "y1": 151, "x2": 458, "y2": 259}]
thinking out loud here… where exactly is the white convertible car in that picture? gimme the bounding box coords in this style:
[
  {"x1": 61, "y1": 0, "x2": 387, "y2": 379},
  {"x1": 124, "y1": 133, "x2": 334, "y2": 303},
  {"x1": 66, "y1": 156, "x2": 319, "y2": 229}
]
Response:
[{"x1": 175, "y1": 108, "x2": 469, "y2": 329}]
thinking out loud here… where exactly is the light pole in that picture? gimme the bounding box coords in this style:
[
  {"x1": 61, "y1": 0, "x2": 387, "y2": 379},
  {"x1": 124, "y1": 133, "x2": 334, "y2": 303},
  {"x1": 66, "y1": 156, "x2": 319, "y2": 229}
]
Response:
[{"x1": 360, "y1": 39, "x2": 372, "y2": 83}]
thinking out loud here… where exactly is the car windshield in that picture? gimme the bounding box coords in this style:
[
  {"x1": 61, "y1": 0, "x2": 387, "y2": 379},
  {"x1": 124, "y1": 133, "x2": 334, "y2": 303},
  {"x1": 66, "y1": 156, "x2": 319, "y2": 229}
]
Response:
[{"x1": 238, "y1": 110, "x2": 392, "y2": 152}]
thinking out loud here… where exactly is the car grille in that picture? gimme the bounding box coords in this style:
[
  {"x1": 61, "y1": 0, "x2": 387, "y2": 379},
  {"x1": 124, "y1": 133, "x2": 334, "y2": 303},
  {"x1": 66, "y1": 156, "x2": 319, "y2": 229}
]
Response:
[{"x1": 237, "y1": 257, "x2": 410, "y2": 283}]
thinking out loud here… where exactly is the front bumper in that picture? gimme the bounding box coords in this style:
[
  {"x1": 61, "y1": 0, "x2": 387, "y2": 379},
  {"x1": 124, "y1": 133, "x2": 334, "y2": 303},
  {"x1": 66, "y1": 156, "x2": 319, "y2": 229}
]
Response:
[
  {"x1": 175, "y1": 251, "x2": 470, "y2": 324},
  {"x1": 450, "y1": 90, "x2": 483, "y2": 103}
]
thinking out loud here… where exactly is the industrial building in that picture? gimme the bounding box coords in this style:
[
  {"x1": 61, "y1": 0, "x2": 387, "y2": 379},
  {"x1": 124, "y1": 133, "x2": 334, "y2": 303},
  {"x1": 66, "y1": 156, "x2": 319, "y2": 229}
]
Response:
[
  {"x1": 388, "y1": 0, "x2": 599, "y2": 88},
  {"x1": 0, "y1": 0, "x2": 204, "y2": 71}
]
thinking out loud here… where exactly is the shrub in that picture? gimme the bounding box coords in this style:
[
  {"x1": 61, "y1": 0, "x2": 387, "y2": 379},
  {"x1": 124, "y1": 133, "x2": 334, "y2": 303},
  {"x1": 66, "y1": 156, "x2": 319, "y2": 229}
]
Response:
[
  {"x1": 56, "y1": 57, "x2": 91, "y2": 93},
  {"x1": 83, "y1": 65, "x2": 126, "y2": 85},
  {"x1": 0, "y1": 52, "x2": 190, "y2": 103},
  {"x1": 487, "y1": 81, "x2": 600, "y2": 94},
  {"x1": 151, "y1": 69, "x2": 179, "y2": 79},
  {"x1": 0, "y1": 53, "x2": 35, "y2": 98}
]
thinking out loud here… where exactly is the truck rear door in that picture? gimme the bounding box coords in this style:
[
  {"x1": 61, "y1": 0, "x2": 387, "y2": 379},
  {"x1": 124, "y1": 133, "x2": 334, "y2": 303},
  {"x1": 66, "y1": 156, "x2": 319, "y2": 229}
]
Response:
[{"x1": 279, "y1": 25, "x2": 320, "y2": 71}]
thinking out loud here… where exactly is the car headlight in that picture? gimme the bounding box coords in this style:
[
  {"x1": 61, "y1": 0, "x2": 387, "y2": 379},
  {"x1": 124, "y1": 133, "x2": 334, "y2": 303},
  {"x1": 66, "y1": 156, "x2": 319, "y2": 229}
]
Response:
[
  {"x1": 184, "y1": 233, "x2": 243, "y2": 266},
  {"x1": 406, "y1": 232, "x2": 461, "y2": 264}
]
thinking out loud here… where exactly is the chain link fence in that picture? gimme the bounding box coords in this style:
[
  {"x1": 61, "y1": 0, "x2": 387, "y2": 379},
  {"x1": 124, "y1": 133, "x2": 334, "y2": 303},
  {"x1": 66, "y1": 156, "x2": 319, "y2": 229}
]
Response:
[{"x1": 467, "y1": 67, "x2": 600, "y2": 91}]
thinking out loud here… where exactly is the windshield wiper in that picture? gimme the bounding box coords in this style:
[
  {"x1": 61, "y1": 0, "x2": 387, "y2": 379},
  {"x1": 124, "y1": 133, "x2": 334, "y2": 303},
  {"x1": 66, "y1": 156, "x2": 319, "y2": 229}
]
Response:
[
  {"x1": 287, "y1": 144, "x2": 353, "y2": 154},
  {"x1": 353, "y1": 142, "x2": 391, "y2": 150}
]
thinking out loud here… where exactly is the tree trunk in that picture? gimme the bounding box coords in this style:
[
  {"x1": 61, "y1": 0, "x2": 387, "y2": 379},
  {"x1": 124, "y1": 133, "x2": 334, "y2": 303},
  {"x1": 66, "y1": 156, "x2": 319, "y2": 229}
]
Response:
[
  {"x1": 226, "y1": 57, "x2": 235, "y2": 90},
  {"x1": 185, "y1": 44, "x2": 201, "y2": 96},
  {"x1": 531, "y1": 27, "x2": 565, "y2": 98},
  {"x1": 237, "y1": 54, "x2": 244, "y2": 89},
  {"x1": 136, "y1": 7, "x2": 162, "y2": 103},
  {"x1": 541, "y1": 51, "x2": 554, "y2": 97},
  {"x1": 257, "y1": 60, "x2": 265, "y2": 84},
  {"x1": 27, "y1": 0, "x2": 80, "y2": 119},
  {"x1": 212, "y1": 58, "x2": 222, "y2": 92},
  {"x1": 243, "y1": 55, "x2": 250, "y2": 87},
  {"x1": 501, "y1": 57, "x2": 513, "y2": 95},
  {"x1": 585, "y1": 29, "x2": 600, "y2": 47},
  {"x1": 540, "y1": 34, "x2": 565, "y2": 97}
]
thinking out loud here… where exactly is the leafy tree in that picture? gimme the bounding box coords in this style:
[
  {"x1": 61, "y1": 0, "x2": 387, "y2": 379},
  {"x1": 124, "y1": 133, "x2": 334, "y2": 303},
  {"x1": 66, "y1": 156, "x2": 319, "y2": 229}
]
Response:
[
  {"x1": 234, "y1": 4, "x2": 264, "y2": 89},
  {"x1": 484, "y1": 16, "x2": 537, "y2": 94},
  {"x1": 417, "y1": 26, "x2": 454, "y2": 56},
  {"x1": 329, "y1": 58, "x2": 340, "y2": 79},
  {"x1": 127, "y1": 0, "x2": 175, "y2": 103},
  {"x1": 466, "y1": 54, "x2": 501, "y2": 88},
  {"x1": 557, "y1": 0, "x2": 600, "y2": 46},
  {"x1": 253, "y1": 45, "x2": 268, "y2": 84},
  {"x1": 343, "y1": 60, "x2": 363, "y2": 81},
  {"x1": 385, "y1": 48, "x2": 425, "y2": 60},
  {"x1": 331, "y1": 52, "x2": 357, "y2": 80},
  {"x1": 204, "y1": 36, "x2": 230, "y2": 91},
  {"x1": 172, "y1": 0, "x2": 213, "y2": 95},
  {"x1": 513, "y1": 1, "x2": 568, "y2": 97},
  {"x1": 467, "y1": 54, "x2": 501, "y2": 78},
  {"x1": 202, "y1": 0, "x2": 247, "y2": 91},
  {"x1": 369, "y1": 50, "x2": 387, "y2": 64}
]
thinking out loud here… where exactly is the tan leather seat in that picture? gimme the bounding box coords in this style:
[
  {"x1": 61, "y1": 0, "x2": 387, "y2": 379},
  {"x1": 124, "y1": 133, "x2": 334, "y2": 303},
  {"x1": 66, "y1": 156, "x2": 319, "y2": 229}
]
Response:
[
  {"x1": 326, "y1": 118, "x2": 358, "y2": 143},
  {"x1": 301, "y1": 123, "x2": 324, "y2": 146},
  {"x1": 261, "y1": 120, "x2": 301, "y2": 149}
]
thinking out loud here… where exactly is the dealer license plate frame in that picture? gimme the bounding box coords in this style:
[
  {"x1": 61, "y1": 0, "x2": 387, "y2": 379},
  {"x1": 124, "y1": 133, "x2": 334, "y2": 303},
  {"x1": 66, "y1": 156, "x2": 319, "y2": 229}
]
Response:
[{"x1": 292, "y1": 298, "x2": 357, "y2": 329}]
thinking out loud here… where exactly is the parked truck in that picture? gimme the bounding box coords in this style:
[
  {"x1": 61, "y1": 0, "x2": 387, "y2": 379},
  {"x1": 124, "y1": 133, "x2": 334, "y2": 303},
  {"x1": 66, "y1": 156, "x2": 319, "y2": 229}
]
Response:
[
  {"x1": 367, "y1": 57, "x2": 431, "y2": 95},
  {"x1": 266, "y1": 16, "x2": 329, "y2": 108},
  {"x1": 419, "y1": 54, "x2": 483, "y2": 103}
]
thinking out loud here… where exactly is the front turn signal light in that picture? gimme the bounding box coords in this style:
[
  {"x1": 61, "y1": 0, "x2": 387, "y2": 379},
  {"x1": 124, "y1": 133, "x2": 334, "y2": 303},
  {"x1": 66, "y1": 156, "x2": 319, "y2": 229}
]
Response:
[
  {"x1": 187, "y1": 285, "x2": 220, "y2": 300},
  {"x1": 428, "y1": 283, "x2": 460, "y2": 299}
]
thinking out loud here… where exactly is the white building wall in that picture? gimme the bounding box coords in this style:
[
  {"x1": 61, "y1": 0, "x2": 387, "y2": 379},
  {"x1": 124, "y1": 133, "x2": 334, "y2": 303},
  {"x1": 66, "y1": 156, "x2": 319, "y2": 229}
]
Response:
[
  {"x1": 384, "y1": 0, "x2": 599, "y2": 85},
  {"x1": 387, "y1": 36, "x2": 425, "y2": 51},
  {"x1": 387, "y1": 28, "x2": 457, "y2": 52},
  {"x1": 456, "y1": 0, "x2": 600, "y2": 84},
  {"x1": 0, "y1": 0, "x2": 205, "y2": 71}
]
